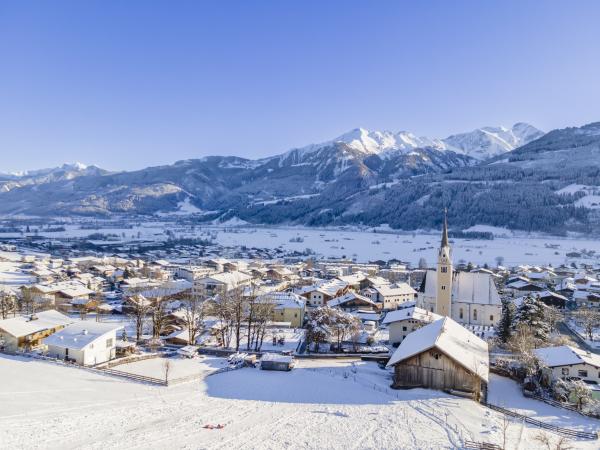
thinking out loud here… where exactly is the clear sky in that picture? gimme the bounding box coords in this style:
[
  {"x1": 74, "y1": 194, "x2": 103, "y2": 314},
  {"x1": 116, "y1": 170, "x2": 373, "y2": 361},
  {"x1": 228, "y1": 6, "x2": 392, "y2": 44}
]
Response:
[{"x1": 1, "y1": 1, "x2": 600, "y2": 172}]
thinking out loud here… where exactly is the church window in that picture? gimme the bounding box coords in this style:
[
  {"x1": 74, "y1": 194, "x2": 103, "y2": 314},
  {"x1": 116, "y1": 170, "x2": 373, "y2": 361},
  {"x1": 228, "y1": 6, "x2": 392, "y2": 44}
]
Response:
[
  {"x1": 473, "y1": 309, "x2": 478, "y2": 320},
  {"x1": 459, "y1": 308, "x2": 463, "y2": 319}
]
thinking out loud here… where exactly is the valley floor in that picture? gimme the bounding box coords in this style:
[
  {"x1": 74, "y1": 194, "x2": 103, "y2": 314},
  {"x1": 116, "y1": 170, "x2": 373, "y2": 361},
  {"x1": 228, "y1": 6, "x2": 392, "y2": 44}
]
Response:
[{"x1": 2, "y1": 355, "x2": 598, "y2": 449}]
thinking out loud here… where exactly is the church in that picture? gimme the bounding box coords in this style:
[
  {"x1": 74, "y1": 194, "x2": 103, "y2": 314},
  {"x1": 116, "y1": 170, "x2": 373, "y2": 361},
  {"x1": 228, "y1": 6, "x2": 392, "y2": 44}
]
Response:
[{"x1": 417, "y1": 213, "x2": 502, "y2": 327}]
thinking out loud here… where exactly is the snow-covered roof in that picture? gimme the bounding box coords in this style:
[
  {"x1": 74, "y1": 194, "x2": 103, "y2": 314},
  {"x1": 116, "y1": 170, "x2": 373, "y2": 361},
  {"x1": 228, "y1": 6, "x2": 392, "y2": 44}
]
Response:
[
  {"x1": 198, "y1": 271, "x2": 253, "y2": 288},
  {"x1": 422, "y1": 270, "x2": 501, "y2": 305},
  {"x1": 327, "y1": 291, "x2": 377, "y2": 308},
  {"x1": 452, "y1": 272, "x2": 501, "y2": 305},
  {"x1": 534, "y1": 345, "x2": 600, "y2": 369},
  {"x1": 371, "y1": 283, "x2": 416, "y2": 297},
  {"x1": 382, "y1": 306, "x2": 441, "y2": 325},
  {"x1": 386, "y1": 317, "x2": 489, "y2": 382},
  {"x1": 44, "y1": 321, "x2": 123, "y2": 350},
  {"x1": 258, "y1": 292, "x2": 305, "y2": 309},
  {"x1": 261, "y1": 353, "x2": 293, "y2": 363},
  {"x1": 0, "y1": 310, "x2": 73, "y2": 338}
]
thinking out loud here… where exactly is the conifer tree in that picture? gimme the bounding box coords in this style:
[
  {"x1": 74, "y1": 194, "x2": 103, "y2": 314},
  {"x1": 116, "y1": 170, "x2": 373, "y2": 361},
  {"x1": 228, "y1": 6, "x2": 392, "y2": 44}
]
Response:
[
  {"x1": 515, "y1": 295, "x2": 549, "y2": 344},
  {"x1": 498, "y1": 298, "x2": 515, "y2": 343}
]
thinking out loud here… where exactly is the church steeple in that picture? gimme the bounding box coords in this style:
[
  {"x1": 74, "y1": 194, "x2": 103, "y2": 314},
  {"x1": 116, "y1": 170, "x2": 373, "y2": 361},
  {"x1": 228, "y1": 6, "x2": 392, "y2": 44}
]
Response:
[
  {"x1": 441, "y1": 208, "x2": 449, "y2": 248},
  {"x1": 436, "y1": 208, "x2": 453, "y2": 318}
]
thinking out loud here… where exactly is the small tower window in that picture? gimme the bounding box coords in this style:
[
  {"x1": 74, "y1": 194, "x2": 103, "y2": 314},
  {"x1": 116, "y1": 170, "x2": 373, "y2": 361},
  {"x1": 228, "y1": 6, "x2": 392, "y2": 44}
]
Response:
[
  {"x1": 473, "y1": 309, "x2": 478, "y2": 320},
  {"x1": 459, "y1": 308, "x2": 463, "y2": 319},
  {"x1": 441, "y1": 285, "x2": 446, "y2": 290},
  {"x1": 441, "y1": 267, "x2": 448, "y2": 273}
]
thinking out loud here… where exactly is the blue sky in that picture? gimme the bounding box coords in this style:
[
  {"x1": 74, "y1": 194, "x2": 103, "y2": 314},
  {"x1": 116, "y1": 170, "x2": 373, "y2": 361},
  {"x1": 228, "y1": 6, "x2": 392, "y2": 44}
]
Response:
[{"x1": 1, "y1": 1, "x2": 599, "y2": 172}]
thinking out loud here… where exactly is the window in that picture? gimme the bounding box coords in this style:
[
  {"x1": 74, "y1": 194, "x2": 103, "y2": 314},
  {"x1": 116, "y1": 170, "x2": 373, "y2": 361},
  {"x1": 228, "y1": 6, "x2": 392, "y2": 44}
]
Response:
[
  {"x1": 441, "y1": 267, "x2": 448, "y2": 273},
  {"x1": 578, "y1": 370, "x2": 588, "y2": 377},
  {"x1": 473, "y1": 309, "x2": 478, "y2": 320},
  {"x1": 561, "y1": 368, "x2": 569, "y2": 376},
  {"x1": 106, "y1": 338, "x2": 113, "y2": 348},
  {"x1": 402, "y1": 326, "x2": 407, "y2": 331},
  {"x1": 490, "y1": 315, "x2": 494, "y2": 322},
  {"x1": 441, "y1": 285, "x2": 446, "y2": 291},
  {"x1": 459, "y1": 308, "x2": 464, "y2": 319}
]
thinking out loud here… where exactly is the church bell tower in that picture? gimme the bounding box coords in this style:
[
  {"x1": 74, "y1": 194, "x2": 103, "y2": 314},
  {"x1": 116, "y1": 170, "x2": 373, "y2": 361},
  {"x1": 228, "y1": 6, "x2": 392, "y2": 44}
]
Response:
[{"x1": 436, "y1": 209, "x2": 453, "y2": 317}]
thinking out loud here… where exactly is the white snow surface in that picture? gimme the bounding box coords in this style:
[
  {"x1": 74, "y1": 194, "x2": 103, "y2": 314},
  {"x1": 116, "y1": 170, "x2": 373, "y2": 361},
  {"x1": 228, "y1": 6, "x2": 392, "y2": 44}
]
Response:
[{"x1": 2, "y1": 355, "x2": 596, "y2": 449}]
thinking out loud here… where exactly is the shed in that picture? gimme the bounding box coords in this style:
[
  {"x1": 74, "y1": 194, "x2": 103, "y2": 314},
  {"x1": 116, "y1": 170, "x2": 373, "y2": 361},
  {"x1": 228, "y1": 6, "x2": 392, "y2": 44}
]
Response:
[{"x1": 260, "y1": 353, "x2": 294, "y2": 371}]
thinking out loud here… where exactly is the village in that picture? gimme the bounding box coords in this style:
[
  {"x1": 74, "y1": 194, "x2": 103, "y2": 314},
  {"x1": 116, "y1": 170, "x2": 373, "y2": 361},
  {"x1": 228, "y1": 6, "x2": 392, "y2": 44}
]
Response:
[{"x1": 0, "y1": 215, "x2": 599, "y2": 449}]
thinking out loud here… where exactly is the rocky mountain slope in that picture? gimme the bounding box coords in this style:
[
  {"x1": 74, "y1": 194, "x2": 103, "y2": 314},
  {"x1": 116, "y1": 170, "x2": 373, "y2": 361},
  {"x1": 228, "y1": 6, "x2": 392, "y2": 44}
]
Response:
[{"x1": 1, "y1": 122, "x2": 599, "y2": 234}]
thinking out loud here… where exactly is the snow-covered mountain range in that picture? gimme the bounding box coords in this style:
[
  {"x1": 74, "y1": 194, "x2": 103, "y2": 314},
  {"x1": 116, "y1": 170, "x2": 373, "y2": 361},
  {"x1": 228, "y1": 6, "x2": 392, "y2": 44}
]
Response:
[
  {"x1": 1, "y1": 121, "x2": 600, "y2": 234},
  {"x1": 291, "y1": 123, "x2": 543, "y2": 161}
]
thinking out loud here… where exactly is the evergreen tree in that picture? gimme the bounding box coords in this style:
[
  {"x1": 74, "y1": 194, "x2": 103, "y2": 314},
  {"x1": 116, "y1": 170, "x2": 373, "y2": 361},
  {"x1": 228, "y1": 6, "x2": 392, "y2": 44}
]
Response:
[
  {"x1": 498, "y1": 298, "x2": 515, "y2": 343},
  {"x1": 515, "y1": 295, "x2": 549, "y2": 343}
]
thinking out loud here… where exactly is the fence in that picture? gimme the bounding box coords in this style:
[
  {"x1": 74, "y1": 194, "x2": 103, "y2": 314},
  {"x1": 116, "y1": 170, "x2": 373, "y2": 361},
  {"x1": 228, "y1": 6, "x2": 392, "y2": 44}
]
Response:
[
  {"x1": 482, "y1": 402, "x2": 598, "y2": 440},
  {"x1": 100, "y1": 367, "x2": 167, "y2": 386},
  {"x1": 463, "y1": 441, "x2": 502, "y2": 450}
]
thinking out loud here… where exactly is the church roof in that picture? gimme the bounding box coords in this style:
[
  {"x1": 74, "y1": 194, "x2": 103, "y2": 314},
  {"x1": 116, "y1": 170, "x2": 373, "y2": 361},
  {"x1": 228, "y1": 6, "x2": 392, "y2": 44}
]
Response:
[
  {"x1": 421, "y1": 270, "x2": 501, "y2": 305},
  {"x1": 441, "y1": 209, "x2": 449, "y2": 248}
]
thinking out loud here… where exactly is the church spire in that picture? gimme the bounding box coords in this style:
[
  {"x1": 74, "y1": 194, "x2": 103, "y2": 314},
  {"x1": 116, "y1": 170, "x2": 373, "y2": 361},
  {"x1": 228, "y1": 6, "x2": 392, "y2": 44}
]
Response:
[{"x1": 441, "y1": 208, "x2": 449, "y2": 248}]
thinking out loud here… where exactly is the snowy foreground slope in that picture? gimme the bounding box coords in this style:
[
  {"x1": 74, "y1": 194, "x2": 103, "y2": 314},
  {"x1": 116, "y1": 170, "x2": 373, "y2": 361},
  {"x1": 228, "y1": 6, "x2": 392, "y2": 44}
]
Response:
[{"x1": 1, "y1": 355, "x2": 597, "y2": 449}]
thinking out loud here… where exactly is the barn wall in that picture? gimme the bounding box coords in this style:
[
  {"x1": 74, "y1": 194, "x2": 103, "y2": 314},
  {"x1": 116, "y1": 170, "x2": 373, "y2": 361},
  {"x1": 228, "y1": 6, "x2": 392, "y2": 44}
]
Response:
[{"x1": 392, "y1": 350, "x2": 482, "y2": 397}]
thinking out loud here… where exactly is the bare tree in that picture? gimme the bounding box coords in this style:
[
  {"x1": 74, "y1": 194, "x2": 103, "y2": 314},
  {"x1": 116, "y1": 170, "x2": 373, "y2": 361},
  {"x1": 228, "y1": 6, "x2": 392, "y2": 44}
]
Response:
[
  {"x1": 249, "y1": 297, "x2": 273, "y2": 351},
  {"x1": 162, "y1": 359, "x2": 171, "y2": 384},
  {"x1": 181, "y1": 295, "x2": 205, "y2": 345},
  {"x1": 127, "y1": 294, "x2": 151, "y2": 343},
  {"x1": 227, "y1": 287, "x2": 246, "y2": 351},
  {"x1": 20, "y1": 287, "x2": 36, "y2": 315},
  {"x1": 574, "y1": 308, "x2": 600, "y2": 341},
  {"x1": 151, "y1": 298, "x2": 169, "y2": 339},
  {"x1": 535, "y1": 431, "x2": 573, "y2": 450},
  {"x1": 500, "y1": 414, "x2": 511, "y2": 450},
  {"x1": 545, "y1": 306, "x2": 563, "y2": 334},
  {"x1": 508, "y1": 323, "x2": 543, "y2": 379},
  {"x1": 0, "y1": 291, "x2": 16, "y2": 319}
]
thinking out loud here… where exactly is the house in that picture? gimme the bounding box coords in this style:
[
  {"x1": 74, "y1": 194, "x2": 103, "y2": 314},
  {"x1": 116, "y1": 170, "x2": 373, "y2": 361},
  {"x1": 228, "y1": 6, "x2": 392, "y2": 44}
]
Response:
[
  {"x1": 363, "y1": 283, "x2": 417, "y2": 310},
  {"x1": 327, "y1": 291, "x2": 380, "y2": 312},
  {"x1": 386, "y1": 317, "x2": 489, "y2": 401},
  {"x1": 195, "y1": 271, "x2": 253, "y2": 296},
  {"x1": 0, "y1": 310, "x2": 73, "y2": 352},
  {"x1": 534, "y1": 345, "x2": 600, "y2": 390},
  {"x1": 259, "y1": 292, "x2": 305, "y2": 328},
  {"x1": 534, "y1": 290, "x2": 568, "y2": 309},
  {"x1": 44, "y1": 321, "x2": 123, "y2": 366},
  {"x1": 573, "y1": 290, "x2": 600, "y2": 308},
  {"x1": 416, "y1": 213, "x2": 502, "y2": 327},
  {"x1": 383, "y1": 306, "x2": 441, "y2": 346},
  {"x1": 300, "y1": 279, "x2": 348, "y2": 307}
]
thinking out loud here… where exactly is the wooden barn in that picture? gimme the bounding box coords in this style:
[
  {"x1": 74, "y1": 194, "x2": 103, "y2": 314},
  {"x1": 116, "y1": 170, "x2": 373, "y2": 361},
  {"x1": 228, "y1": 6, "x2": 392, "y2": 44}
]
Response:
[{"x1": 386, "y1": 317, "x2": 489, "y2": 401}]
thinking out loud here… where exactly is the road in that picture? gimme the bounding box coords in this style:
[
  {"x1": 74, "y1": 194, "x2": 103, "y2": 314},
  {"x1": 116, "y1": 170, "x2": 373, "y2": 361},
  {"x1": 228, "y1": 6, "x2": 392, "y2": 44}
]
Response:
[{"x1": 557, "y1": 321, "x2": 600, "y2": 355}]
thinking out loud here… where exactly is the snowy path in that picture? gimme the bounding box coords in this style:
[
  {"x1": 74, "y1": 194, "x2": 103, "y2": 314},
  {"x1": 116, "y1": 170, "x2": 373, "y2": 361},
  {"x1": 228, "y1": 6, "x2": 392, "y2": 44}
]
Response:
[{"x1": 1, "y1": 355, "x2": 598, "y2": 449}]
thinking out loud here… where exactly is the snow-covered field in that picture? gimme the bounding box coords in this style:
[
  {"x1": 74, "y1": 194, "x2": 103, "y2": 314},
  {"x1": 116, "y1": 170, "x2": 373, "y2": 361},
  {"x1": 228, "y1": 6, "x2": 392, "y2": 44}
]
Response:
[
  {"x1": 2, "y1": 355, "x2": 597, "y2": 449},
  {"x1": 2, "y1": 221, "x2": 600, "y2": 266},
  {"x1": 115, "y1": 356, "x2": 224, "y2": 380},
  {"x1": 209, "y1": 226, "x2": 600, "y2": 266}
]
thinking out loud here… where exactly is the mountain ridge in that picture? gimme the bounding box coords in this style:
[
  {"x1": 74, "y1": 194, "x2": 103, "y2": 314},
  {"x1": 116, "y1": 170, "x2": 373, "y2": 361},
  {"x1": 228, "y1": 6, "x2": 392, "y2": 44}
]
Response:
[{"x1": 1, "y1": 121, "x2": 599, "y2": 235}]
